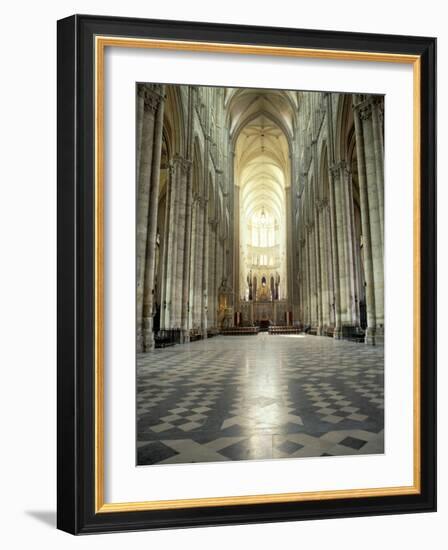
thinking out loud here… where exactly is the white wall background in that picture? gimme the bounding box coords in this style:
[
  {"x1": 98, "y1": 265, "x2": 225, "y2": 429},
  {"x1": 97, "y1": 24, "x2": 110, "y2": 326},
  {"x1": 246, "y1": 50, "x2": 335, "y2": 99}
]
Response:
[{"x1": 0, "y1": 1, "x2": 444, "y2": 547}]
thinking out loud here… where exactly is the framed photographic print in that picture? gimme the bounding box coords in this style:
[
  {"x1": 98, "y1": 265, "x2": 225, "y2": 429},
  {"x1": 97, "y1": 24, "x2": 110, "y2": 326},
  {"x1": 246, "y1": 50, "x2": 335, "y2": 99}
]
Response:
[{"x1": 57, "y1": 14, "x2": 436, "y2": 534}]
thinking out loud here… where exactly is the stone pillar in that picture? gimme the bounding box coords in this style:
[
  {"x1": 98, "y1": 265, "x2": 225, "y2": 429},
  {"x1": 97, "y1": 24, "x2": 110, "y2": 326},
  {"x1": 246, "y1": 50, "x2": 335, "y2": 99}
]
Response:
[
  {"x1": 136, "y1": 86, "x2": 145, "y2": 181},
  {"x1": 306, "y1": 223, "x2": 313, "y2": 326},
  {"x1": 213, "y1": 223, "x2": 220, "y2": 327},
  {"x1": 188, "y1": 199, "x2": 197, "y2": 328},
  {"x1": 346, "y1": 167, "x2": 360, "y2": 326},
  {"x1": 305, "y1": 228, "x2": 312, "y2": 325},
  {"x1": 136, "y1": 85, "x2": 165, "y2": 351},
  {"x1": 208, "y1": 219, "x2": 218, "y2": 328},
  {"x1": 159, "y1": 163, "x2": 174, "y2": 330},
  {"x1": 170, "y1": 156, "x2": 189, "y2": 330},
  {"x1": 167, "y1": 162, "x2": 182, "y2": 329},
  {"x1": 297, "y1": 245, "x2": 303, "y2": 322},
  {"x1": 331, "y1": 164, "x2": 348, "y2": 331},
  {"x1": 328, "y1": 167, "x2": 342, "y2": 338},
  {"x1": 141, "y1": 86, "x2": 166, "y2": 351},
  {"x1": 216, "y1": 234, "x2": 222, "y2": 329},
  {"x1": 359, "y1": 99, "x2": 384, "y2": 343},
  {"x1": 201, "y1": 197, "x2": 209, "y2": 337},
  {"x1": 371, "y1": 97, "x2": 384, "y2": 245},
  {"x1": 340, "y1": 162, "x2": 358, "y2": 326},
  {"x1": 314, "y1": 203, "x2": 324, "y2": 334},
  {"x1": 136, "y1": 86, "x2": 157, "y2": 351},
  {"x1": 220, "y1": 237, "x2": 226, "y2": 284},
  {"x1": 160, "y1": 162, "x2": 177, "y2": 329},
  {"x1": 217, "y1": 236, "x2": 225, "y2": 324},
  {"x1": 317, "y1": 201, "x2": 328, "y2": 329},
  {"x1": 189, "y1": 197, "x2": 201, "y2": 329},
  {"x1": 180, "y1": 160, "x2": 193, "y2": 342},
  {"x1": 325, "y1": 204, "x2": 336, "y2": 327},
  {"x1": 290, "y1": 151, "x2": 300, "y2": 322},
  {"x1": 233, "y1": 179, "x2": 240, "y2": 304},
  {"x1": 353, "y1": 98, "x2": 378, "y2": 344},
  {"x1": 309, "y1": 222, "x2": 317, "y2": 328},
  {"x1": 323, "y1": 93, "x2": 341, "y2": 336},
  {"x1": 194, "y1": 198, "x2": 205, "y2": 329},
  {"x1": 213, "y1": 222, "x2": 219, "y2": 327},
  {"x1": 285, "y1": 186, "x2": 294, "y2": 308}
]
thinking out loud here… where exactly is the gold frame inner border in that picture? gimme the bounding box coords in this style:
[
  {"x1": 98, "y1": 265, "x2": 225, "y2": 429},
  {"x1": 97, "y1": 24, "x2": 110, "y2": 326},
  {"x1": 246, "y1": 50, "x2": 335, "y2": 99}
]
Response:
[{"x1": 94, "y1": 35, "x2": 421, "y2": 514}]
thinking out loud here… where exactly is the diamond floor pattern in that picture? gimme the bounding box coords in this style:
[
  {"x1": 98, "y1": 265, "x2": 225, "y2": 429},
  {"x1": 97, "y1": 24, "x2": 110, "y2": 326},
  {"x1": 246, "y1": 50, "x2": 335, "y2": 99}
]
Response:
[{"x1": 137, "y1": 334, "x2": 384, "y2": 464}]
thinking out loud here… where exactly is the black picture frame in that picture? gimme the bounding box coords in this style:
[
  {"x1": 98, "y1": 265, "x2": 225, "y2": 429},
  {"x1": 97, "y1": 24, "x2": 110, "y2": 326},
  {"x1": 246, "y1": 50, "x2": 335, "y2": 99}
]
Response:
[{"x1": 57, "y1": 14, "x2": 436, "y2": 534}]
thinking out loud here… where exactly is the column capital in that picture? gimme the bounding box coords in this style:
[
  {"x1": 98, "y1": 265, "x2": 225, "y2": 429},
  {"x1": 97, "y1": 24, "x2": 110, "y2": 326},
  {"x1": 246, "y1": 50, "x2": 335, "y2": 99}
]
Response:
[
  {"x1": 139, "y1": 84, "x2": 165, "y2": 113},
  {"x1": 353, "y1": 96, "x2": 376, "y2": 121},
  {"x1": 330, "y1": 160, "x2": 351, "y2": 179},
  {"x1": 373, "y1": 96, "x2": 384, "y2": 124},
  {"x1": 359, "y1": 102, "x2": 373, "y2": 121},
  {"x1": 316, "y1": 199, "x2": 326, "y2": 212},
  {"x1": 305, "y1": 222, "x2": 314, "y2": 234},
  {"x1": 329, "y1": 162, "x2": 341, "y2": 179},
  {"x1": 340, "y1": 159, "x2": 352, "y2": 177},
  {"x1": 167, "y1": 161, "x2": 175, "y2": 177},
  {"x1": 172, "y1": 155, "x2": 193, "y2": 174},
  {"x1": 197, "y1": 196, "x2": 208, "y2": 209}
]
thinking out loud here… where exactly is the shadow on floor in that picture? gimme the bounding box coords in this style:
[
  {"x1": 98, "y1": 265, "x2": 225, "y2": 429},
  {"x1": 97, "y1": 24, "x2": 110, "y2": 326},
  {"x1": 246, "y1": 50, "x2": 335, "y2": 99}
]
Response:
[{"x1": 25, "y1": 510, "x2": 56, "y2": 528}]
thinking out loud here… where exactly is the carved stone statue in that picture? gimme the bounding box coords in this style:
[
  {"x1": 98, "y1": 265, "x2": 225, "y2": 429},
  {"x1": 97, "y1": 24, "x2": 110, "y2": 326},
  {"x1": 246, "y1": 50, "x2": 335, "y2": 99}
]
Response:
[{"x1": 275, "y1": 272, "x2": 280, "y2": 300}]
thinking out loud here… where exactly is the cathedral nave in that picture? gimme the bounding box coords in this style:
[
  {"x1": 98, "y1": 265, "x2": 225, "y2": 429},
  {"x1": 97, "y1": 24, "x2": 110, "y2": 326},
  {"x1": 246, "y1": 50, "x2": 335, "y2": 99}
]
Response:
[{"x1": 136, "y1": 84, "x2": 385, "y2": 464}]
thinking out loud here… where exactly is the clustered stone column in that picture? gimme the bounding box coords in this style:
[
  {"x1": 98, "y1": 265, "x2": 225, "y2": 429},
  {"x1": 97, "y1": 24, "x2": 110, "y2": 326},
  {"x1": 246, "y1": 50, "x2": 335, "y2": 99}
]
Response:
[
  {"x1": 208, "y1": 218, "x2": 218, "y2": 327},
  {"x1": 329, "y1": 160, "x2": 360, "y2": 331},
  {"x1": 159, "y1": 162, "x2": 175, "y2": 331},
  {"x1": 180, "y1": 158, "x2": 194, "y2": 342},
  {"x1": 192, "y1": 196, "x2": 205, "y2": 329},
  {"x1": 172, "y1": 157, "x2": 191, "y2": 330},
  {"x1": 285, "y1": 184, "x2": 295, "y2": 320},
  {"x1": 136, "y1": 84, "x2": 166, "y2": 352},
  {"x1": 353, "y1": 95, "x2": 384, "y2": 344},
  {"x1": 201, "y1": 195, "x2": 210, "y2": 337},
  {"x1": 188, "y1": 195, "x2": 198, "y2": 328}
]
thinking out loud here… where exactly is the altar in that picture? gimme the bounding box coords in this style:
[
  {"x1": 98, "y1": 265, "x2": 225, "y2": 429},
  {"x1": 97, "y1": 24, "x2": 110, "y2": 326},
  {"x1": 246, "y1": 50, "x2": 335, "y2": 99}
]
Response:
[{"x1": 238, "y1": 299, "x2": 289, "y2": 326}]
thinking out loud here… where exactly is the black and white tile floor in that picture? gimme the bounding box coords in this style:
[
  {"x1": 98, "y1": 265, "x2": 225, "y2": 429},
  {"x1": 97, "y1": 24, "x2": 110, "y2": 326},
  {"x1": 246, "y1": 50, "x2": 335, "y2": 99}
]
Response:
[{"x1": 137, "y1": 334, "x2": 384, "y2": 465}]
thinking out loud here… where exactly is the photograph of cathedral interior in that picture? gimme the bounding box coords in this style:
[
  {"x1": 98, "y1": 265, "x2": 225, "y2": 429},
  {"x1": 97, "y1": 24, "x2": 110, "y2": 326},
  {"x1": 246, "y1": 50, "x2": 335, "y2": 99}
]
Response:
[{"x1": 136, "y1": 83, "x2": 384, "y2": 466}]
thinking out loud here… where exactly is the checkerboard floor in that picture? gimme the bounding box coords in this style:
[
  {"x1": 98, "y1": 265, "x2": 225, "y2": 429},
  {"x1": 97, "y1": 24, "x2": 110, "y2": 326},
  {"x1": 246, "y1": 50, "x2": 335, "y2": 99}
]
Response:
[{"x1": 137, "y1": 334, "x2": 384, "y2": 465}]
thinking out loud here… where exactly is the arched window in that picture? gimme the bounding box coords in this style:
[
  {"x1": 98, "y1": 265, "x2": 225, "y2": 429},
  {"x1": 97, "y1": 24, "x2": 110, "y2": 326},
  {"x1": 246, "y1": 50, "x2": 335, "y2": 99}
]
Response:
[{"x1": 247, "y1": 206, "x2": 278, "y2": 268}]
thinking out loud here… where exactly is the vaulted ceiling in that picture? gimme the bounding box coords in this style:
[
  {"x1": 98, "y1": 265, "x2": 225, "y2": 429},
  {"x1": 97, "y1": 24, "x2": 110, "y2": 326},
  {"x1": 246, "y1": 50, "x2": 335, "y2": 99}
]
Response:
[
  {"x1": 225, "y1": 88, "x2": 298, "y2": 140},
  {"x1": 229, "y1": 89, "x2": 297, "y2": 230}
]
